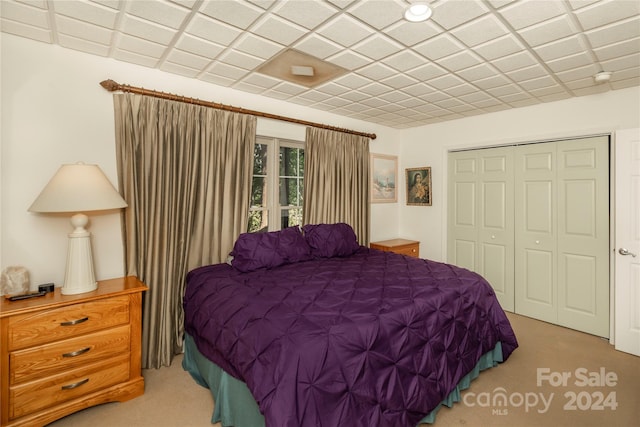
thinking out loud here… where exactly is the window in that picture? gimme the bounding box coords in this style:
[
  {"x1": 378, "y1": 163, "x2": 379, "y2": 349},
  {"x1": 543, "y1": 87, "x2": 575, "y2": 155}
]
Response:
[{"x1": 248, "y1": 136, "x2": 304, "y2": 233}]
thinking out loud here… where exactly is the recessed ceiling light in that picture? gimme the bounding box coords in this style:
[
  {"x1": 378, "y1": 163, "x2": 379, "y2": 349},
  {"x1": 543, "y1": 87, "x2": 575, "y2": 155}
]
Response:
[{"x1": 404, "y1": 2, "x2": 432, "y2": 22}]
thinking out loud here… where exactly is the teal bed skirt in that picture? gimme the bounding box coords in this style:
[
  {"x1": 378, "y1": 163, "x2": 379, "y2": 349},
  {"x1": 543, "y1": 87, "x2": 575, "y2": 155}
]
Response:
[{"x1": 183, "y1": 334, "x2": 505, "y2": 426}]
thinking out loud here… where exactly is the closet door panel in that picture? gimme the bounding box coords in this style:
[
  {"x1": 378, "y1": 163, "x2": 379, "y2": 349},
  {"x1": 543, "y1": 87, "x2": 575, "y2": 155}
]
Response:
[
  {"x1": 515, "y1": 144, "x2": 557, "y2": 323},
  {"x1": 478, "y1": 148, "x2": 514, "y2": 311},
  {"x1": 557, "y1": 137, "x2": 609, "y2": 337},
  {"x1": 448, "y1": 154, "x2": 478, "y2": 272}
]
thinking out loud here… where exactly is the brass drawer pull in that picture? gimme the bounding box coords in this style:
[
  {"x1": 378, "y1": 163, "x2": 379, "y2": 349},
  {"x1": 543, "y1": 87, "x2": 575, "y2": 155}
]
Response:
[
  {"x1": 61, "y1": 378, "x2": 89, "y2": 390},
  {"x1": 62, "y1": 347, "x2": 91, "y2": 358},
  {"x1": 60, "y1": 317, "x2": 89, "y2": 326}
]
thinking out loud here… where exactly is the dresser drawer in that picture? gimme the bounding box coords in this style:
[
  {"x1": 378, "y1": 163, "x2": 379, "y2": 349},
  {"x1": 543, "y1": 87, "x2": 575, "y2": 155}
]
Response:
[
  {"x1": 9, "y1": 354, "x2": 130, "y2": 419},
  {"x1": 370, "y1": 239, "x2": 420, "y2": 258},
  {"x1": 10, "y1": 324, "x2": 131, "y2": 385},
  {"x1": 7, "y1": 295, "x2": 130, "y2": 350}
]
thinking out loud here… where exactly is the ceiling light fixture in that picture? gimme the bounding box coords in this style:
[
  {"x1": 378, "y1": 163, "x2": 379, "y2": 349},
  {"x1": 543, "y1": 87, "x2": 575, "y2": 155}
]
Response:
[
  {"x1": 404, "y1": 2, "x2": 432, "y2": 22},
  {"x1": 594, "y1": 71, "x2": 612, "y2": 84},
  {"x1": 291, "y1": 65, "x2": 314, "y2": 77}
]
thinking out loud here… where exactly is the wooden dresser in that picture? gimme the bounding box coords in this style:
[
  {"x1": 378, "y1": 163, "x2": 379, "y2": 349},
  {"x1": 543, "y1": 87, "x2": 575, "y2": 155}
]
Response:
[
  {"x1": 370, "y1": 238, "x2": 420, "y2": 258},
  {"x1": 0, "y1": 276, "x2": 147, "y2": 427}
]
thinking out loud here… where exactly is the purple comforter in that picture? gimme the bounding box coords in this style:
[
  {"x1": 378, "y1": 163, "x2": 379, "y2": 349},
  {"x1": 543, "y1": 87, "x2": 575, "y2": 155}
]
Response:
[{"x1": 184, "y1": 247, "x2": 518, "y2": 427}]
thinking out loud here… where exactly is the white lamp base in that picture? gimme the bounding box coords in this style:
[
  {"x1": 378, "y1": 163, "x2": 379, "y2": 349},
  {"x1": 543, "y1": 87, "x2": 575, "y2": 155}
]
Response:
[{"x1": 62, "y1": 213, "x2": 98, "y2": 295}]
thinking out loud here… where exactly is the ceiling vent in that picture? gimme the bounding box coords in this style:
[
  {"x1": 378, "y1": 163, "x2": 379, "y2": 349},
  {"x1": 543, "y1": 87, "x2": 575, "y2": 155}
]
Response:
[{"x1": 256, "y1": 49, "x2": 347, "y2": 88}]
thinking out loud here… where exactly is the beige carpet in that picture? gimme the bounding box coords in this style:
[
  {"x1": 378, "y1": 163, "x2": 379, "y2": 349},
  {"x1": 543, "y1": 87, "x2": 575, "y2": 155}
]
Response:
[{"x1": 49, "y1": 313, "x2": 640, "y2": 427}]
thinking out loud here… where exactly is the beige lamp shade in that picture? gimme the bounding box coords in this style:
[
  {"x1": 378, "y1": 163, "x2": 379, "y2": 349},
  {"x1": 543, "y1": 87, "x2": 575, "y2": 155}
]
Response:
[
  {"x1": 28, "y1": 162, "x2": 127, "y2": 295},
  {"x1": 29, "y1": 162, "x2": 127, "y2": 213}
]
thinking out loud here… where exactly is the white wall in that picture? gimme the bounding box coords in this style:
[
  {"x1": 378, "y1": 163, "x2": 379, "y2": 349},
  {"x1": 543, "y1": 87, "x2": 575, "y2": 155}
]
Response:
[
  {"x1": 397, "y1": 86, "x2": 640, "y2": 261},
  {"x1": 1, "y1": 34, "x2": 399, "y2": 288}
]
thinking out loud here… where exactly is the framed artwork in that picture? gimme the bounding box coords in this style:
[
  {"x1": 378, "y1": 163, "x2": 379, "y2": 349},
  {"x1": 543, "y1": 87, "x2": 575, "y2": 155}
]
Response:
[
  {"x1": 370, "y1": 153, "x2": 397, "y2": 203},
  {"x1": 406, "y1": 167, "x2": 432, "y2": 206}
]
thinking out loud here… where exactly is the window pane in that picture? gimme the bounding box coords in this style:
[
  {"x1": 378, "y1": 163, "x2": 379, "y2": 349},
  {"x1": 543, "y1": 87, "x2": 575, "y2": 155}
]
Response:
[
  {"x1": 279, "y1": 177, "x2": 303, "y2": 206},
  {"x1": 248, "y1": 209, "x2": 268, "y2": 233},
  {"x1": 251, "y1": 177, "x2": 267, "y2": 207},
  {"x1": 281, "y1": 207, "x2": 302, "y2": 229},
  {"x1": 279, "y1": 146, "x2": 303, "y2": 176},
  {"x1": 254, "y1": 143, "x2": 268, "y2": 175}
]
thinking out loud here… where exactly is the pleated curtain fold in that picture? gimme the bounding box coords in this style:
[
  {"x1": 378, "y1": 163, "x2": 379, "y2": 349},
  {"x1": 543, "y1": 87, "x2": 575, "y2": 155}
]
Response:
[
  {"x1": 303, "y1": 127, "x2": 370, "y2": 246},
  {"x1": 113, "y1": 93, "x2": 256, "y2": 369}
]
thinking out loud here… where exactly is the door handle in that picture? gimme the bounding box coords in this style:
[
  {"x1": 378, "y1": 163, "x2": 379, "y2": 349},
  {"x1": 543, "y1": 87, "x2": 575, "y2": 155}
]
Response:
[{"x1": 618, "y1": 248, "x2": 637, "y2": 257}]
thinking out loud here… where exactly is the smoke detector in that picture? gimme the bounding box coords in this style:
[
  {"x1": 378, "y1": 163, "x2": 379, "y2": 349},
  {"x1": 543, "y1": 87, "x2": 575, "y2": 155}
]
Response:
[{"x1": 594, "y1": 71, "x2": 612, "y2": 84}]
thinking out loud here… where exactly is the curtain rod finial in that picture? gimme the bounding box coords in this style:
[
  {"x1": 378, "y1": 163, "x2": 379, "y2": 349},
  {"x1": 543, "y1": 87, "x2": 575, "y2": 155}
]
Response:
[{"x1": 100, "y1": 79, "x2": 120, "y2": 92}]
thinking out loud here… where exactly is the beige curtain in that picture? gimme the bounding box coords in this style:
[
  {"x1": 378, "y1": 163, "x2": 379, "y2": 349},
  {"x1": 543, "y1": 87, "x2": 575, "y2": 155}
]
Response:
[
  {"x1": 113, "y1": 93, "x2": 256, "y2": 369},
  {"x1": 303, "y1": 127, "x2": 370, "y2": 245}
]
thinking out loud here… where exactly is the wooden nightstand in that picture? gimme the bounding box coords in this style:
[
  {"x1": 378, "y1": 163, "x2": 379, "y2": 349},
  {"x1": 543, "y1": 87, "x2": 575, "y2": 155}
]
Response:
[
  {"x1": 370, "y1": 238, "x2": 420, "y2": 258},
  {"x1": 0, "y1": 276, "x2": 147, "y2": 427}
]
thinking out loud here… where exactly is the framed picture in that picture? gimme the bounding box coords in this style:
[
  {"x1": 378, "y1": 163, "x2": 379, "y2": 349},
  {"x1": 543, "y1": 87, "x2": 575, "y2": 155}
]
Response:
[
  {"x1": 406, "y1": 167, "x2": 432, "y2": 206},
  {"x1": 370, "y1": 153, "x2": 397, "y2": 203}
]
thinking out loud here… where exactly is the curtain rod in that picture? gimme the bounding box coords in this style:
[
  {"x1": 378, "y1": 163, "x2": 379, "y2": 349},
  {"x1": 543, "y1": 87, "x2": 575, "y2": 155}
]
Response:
[{"x1": 99, "y1": 79, "x2": 377, "y2": 140}]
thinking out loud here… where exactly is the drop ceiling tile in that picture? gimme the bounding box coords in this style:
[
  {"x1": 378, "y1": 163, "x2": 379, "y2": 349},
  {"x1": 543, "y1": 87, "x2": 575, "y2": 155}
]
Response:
[
  {"x1": 492, "y1": 50, "x2": 538, "y2": 72},
  {"x1": 207, "y1": 61, "x2": 250, "y2": 80},
  {"x1": 269, "y1": 81, "x2": 307, "y2": 96},
  {"x1": 405, "y1": 63, "x2": 448, "y2": 80},
  {"x1": 585, "y1": 16, "x2": 640, "y2": 48},
  {"x1": 340, "y1": 90, "x2": 370, "y2": 102},
  {"x1": 384, "y1": 20, "x2": 440, "y2": 47},
  {"x1": 232, "y1": 81, "x2": 270, "y2": 94},
  {"x1": 165, "y1": 48, "x2": 211, "y2": 70},
  {"x1": 459, "y1": 91, "x2": 495, "y2": 104},
  {"x1": 112, "y1": 47, "x2": 159, "y2": 67},
  {"x1": 332, "y1": 73, "x2": 371, "y2": 89},
  {"x1": 431, "y1": 0, "x2": 489, "y2": 30},
  {"x1": 315, "y1": 81, "x2": 350, "y2": 96},
  {"x1": 200, "y1": 72, "x2": 236, "y2": 87},
  {"x1": 485, "y1": 83, "x2": 521, "y2": 97},
  {"x1": 347, "y1": 0, "x2": 405, "y2": 30},
  {"x1": 396, "y1": 97, "x2": 426, "y2": 108},
  {"x1": 55, "y1": 15, "x2": 112, "y2": 45},
  {"x1": 518, "y1": 15, "x2": 577, "y2": 47},
  {"x1": 594, "y1": 37, "x2": 640, "y2": 61},
  {"x1": 351, "y1": 33, "x2": 403, "y2": 60},
  {"x1": 574, "y1": 0, "x2": 640, "y2": 31},
  {"x1": 472, "y1": 33, "x2": 524, "y2": 60},
  {"x1": 233, "y1": 33, "x2": 283, "y2": 59},
  {"x1": 294, "y1": 33, "x2": 344, "y2": 59},
  {"x1": 474, "y1": 74, "x2": 513, "y2": 90},
  {"x1": 451, "y1": 14, "x2": 509, "y2": 47},
  {"x1": 247, "y1": 0, "x2": 277, "y2": 10},
  {"x1": 545, "y1": 50, "x2": 593, "y2": 72},
  {"x1": 506, "y1": 64, "x2": 550, "y2": 82},
  {"x1": 217, "y1": 50, "x2": 264, "y2": 71},
  {"x1": 240, "y1": 72, "x2": 281, "y2": 89},
  {"x1": 272, "y1": 0, "x2": 338, "y2": 30},
  {"x1": 379, "y1": 73, "x2": 419, "y2": 89},
  {"x1": 413, "y1": 34, "x2": 464, "y2": 60},
  {"x1": 199, "y1": 0, "x2": 264, "y2": 29},
  {"x1": 381, "y1": 50, "x2": 426, "y2": 72},
  {"x1": 456, "y1": 63, "x2": 500, "y2": 81},
  {"x1": 127, "y1": 0, "x2": 190, "y2": 29},
  {"x1": 52, "y1": 0, "x2": 119, "y2": 29},
  {"x1": 326, "y1": 49, "x2": 371, "y2": 70},
  {"x1": 1, "y1": 18, "x2": 52, "y2": 43},
  {"x1": 519, "y1": 75, "x2": 558, "y2": 91},
  {"x1": 444, "y1": 83, "x2": 479, "y2": 97},
  {"x1": 57, "y1": 33, "x2": 110, "y2": 56},
  {"x1": 358, "y1": 82, "x2": 394, "y2": 96},
  {"x1": 567, "y1": 0, "x2": 600, "y2": 10},
  {"x1": 251, "y1": 13, "x2": 307, "y2": 45},
  {"x1": 293, "y1": 90, "x2": 333, "y2": 103},
  {"x1": 174, "y1": 33, "x2": 225, "y2": 59},
  {"x1": 121, "y1": 13, "x2": 177, "y2": 45},
  {"x1": 400, "y1": 83, "x2": 436, "y2": 97},
  {"x1": 316, "y1": 13, "x2": 373, "y2": 47},
  {"x1": 187, "y1": 14, "x2": 242, "y2": 45},
  {"x1": 3, "y1": 1, "x2": 49, "y2": 29},
  {"x1": 556, "y1": 63, "x2": 600, "y2": 83},
  {"x1": 160, "y1": 61, "x2": 200, "y2": 78},
  {"x1": 428, "y1": 73, "x2": 466, "y2": 90},
  {"x1": 118, "y1": 33, "x2": 166, "y2": 58},
  {"x1": 498, "y1": 0, "x2": 565, "y2": 30},
  {"x1": 601, "y1": 52, "x2": 640, "y2": 72},
  {"x1": 438, "y1": 50, "x2": 483, "y2": 72},
  {"x1": 357, "y1": 62, "x2": 397, "y2": 80},
  {"x1": 534, "y1": 35, "x2": 586, "y2": 61}
]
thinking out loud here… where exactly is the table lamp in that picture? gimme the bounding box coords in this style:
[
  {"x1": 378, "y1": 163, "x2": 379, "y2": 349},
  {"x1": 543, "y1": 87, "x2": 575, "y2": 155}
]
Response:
[{"x1": 28, "y1": 162, "x2": 127, "y2": 295}]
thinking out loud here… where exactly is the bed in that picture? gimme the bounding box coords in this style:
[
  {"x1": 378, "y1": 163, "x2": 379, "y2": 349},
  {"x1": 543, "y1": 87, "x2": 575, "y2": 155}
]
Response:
[{"x1": 183, "y1": 223, "x2": 518, "y2": 427}]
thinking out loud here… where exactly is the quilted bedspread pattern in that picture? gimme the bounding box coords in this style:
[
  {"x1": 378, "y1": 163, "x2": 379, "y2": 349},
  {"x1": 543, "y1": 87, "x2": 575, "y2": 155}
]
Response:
[{"x1": 184, "y1": 248, "x2": 518, "y2": 427}]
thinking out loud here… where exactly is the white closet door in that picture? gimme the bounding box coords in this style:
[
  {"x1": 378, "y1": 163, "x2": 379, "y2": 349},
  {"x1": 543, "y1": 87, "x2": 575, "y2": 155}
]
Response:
[
  {"x1": 448, "y1": 148, "x2": 514, "y2": 311},
  {"x1": 557, "y1": 136, "x2": 609, "y2": 337},
  {"x1": 478, "y1": 148, "x2": 514, "y2": 311},
  {"x1": 515, "y1": 143, "x2": 557, "y2": 324}
]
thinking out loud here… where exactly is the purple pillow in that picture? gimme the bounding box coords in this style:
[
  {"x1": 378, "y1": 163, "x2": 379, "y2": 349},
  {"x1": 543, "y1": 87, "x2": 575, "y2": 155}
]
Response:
[
  {"x1": 302, "y1": 223, "x2": 360, "y2": 258},
  {"x1": 231, "y1": 226, "x2": 312, "y2": 272}
]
